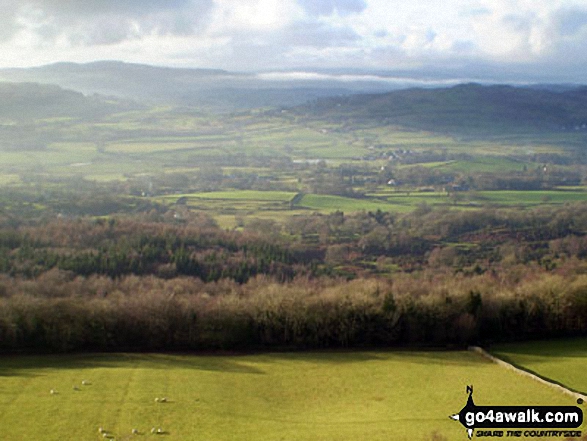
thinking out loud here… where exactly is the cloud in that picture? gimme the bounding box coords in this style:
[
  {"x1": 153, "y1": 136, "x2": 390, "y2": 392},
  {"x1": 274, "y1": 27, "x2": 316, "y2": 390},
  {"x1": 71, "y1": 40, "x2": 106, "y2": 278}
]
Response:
[
  {"x1": 5, "y1": 0, "x2": 214, "y2": 45},
  {"x1": 197, "y1": 19, "x2": 361, "y2": 70},
  {"x1": 0, "y1": 1, "x2": 20, "y2": 42},
  {"x1": 283, "y1": 20, "x2": 361, "y2": 47},
  {"x1": 26, "y1": 0, "x2": 196, "y2": 17},
  {"x1": 552, "y1": 7, "x2": 587, "y2": 37},
  {"x1": 461, "y1": 7, "x2": 492, "y2": 17},
  {"x1": 0, "y1": 0, "x2": 587, "y2": 84},
  {"x1": 297, "y1": 0, "x2": 367, "y2": 17},
  {"x1": 451, "y1": 40, "x2": 477, "y2": 54}
]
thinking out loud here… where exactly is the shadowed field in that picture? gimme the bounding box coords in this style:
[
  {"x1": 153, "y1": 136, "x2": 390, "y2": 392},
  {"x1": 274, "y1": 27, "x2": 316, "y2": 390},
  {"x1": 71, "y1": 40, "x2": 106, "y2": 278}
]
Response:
[{"x1": 492, "y1": 338, "x2": 587, "y2": 396}]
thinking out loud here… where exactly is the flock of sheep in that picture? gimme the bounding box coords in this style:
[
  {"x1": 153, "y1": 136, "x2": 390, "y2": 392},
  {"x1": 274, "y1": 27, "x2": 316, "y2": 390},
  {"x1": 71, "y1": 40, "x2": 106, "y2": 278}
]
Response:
[
  {"x1": 49, "y1": 381, "x2": 171, "y2": 439},
  {"x1": 98, "y1": 426, "x2": 166, "y2": 438}
]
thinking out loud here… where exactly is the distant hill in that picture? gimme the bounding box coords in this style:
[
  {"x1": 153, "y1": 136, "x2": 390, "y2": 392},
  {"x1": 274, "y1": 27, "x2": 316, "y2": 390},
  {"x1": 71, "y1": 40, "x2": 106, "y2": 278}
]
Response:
[
  {"x1": 0, "y1": 82, "x2": 143, "y2": 151},
  {"x1": 0, "y1": 82, "x2": 139, "y2": 122},
  {"x1": 0, "y1": 62, "x2": 370, "y2": 110},
  {"x1": 298, "y1": 83, "x2": 587, "y2": 135}
]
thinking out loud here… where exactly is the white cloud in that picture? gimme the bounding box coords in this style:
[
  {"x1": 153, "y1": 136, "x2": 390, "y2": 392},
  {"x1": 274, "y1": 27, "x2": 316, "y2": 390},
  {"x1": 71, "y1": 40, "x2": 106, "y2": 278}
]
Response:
[{"x1": 210, "y1": 0, "x2": 303, "y2": 34}]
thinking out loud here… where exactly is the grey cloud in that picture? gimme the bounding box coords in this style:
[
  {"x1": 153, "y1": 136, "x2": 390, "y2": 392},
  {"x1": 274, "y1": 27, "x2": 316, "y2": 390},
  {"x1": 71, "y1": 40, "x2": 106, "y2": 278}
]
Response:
[
  {"x1": 552, "y1": 7, "x2": 587, "y2": 37},
  {"x1": 502, "y1": 13, "x2": 534, "y2": 32},
  {"x1": 297, "y1": 0, "x2": 367, "y2": 17},
  {"x1": 6, "y1": 0, "x2": 213, "y2": 45},
  {"x1": 451, "y1": 40, "x2": 476, "y2": 54},
  {"x1": 283, "y1": 21, "x2": 361, "y2": 47},
  {"x1": 27, "y1": 0, "x2": 196, "y2": 18},
  {"x1": 0, "y1": 1, "x2": 23, "y2": 42},
  {"x1": 425, "y1": 30, "x2": 436, "y2": 43},
  {"x1": 70, "y1": 16, "x2": 142, "y2": 46},
  {"x1": 210, "y1": 20, "x2": 362, "y2": 71}
]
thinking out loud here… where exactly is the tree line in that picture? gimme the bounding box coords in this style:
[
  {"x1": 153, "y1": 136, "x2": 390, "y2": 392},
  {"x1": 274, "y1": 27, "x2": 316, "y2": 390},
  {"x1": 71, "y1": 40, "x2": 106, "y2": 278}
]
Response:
[{"x1": 0, "y1": 203, "x2": 587, "y2": 352}]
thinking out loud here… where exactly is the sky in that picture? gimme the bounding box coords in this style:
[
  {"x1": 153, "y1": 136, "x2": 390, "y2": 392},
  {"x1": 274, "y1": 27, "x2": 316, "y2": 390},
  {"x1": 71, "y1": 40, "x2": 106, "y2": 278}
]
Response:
[{"x1": 2, "y1": 0, "x2": 587, "y2": 82}]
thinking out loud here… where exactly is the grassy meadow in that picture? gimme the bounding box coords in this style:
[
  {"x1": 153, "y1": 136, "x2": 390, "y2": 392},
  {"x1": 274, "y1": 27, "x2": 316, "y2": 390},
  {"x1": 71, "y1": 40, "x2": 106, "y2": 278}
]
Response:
[
  {"x1": 0, "y1": 350, "x2": 583, "y2": 441},
  {"x1": 492, "y1": 338, "x2": 587, "y2": 395}
]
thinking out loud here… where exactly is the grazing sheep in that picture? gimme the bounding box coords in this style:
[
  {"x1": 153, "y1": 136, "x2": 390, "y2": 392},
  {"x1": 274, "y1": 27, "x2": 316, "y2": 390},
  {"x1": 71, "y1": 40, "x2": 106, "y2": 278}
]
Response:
[
  {"x1": 132, "y1": 428, "x2": 139, "y2": 435},
  {"x1": 157, "y1": 428, "x2": 164, "y2": 434},
  {"x1": 82, "y1": 380, "x2": 89, "y2": 385},
  {"x1": 73, "y1": 386, "x2": 80, "y2": 391},
  {"x1": 50, "y1": 389, "x2": 57, "y2": 395},
  {"x1": 160, "y1": 397, "x2": 167, "y2": 403},
  {"x1": 154, "y1": 397, "x2": 160, "y2": 402},
  {"x1": 98, "y1": 427, "x2": 105, "y2": 434},
  {"x1": 151, "y1": 427, "x2": 157, "y2": 434}
]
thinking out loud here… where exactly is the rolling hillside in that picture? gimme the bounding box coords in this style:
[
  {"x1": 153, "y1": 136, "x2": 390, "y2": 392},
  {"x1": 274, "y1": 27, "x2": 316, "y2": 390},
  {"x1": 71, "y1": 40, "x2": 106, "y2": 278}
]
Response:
[
  {"x1": 299, "y1": 83, "x2": 587, "y2": 135},
  {"x1": 0, "y1": 82, "x2": 139, "y2": 122}
]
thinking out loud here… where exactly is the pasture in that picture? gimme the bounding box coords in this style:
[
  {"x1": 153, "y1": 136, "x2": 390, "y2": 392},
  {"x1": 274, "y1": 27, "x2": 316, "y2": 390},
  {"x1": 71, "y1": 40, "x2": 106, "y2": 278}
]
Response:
[
  {"x1": 297, "y1": 193, "x2": 414, "y2": 213},
  {"x1": 0, "y1": 350, "x2": 582, "y2": 441},
  {"x1": 492, "y1": 338, "x2": 587, "y2": 395}
]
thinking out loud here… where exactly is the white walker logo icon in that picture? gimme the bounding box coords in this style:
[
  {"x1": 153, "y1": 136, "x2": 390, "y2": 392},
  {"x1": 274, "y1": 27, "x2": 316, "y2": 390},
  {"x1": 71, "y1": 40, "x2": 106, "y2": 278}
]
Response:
[{"x1": 450, "y1": 386, "x2": 584, "y2": 439}]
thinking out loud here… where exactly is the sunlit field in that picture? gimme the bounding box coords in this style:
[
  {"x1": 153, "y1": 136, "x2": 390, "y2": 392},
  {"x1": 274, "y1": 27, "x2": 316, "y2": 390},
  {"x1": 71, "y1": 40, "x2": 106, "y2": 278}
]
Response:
[{"x1": 0, "y1": 350, "x2": 583, "y2": 441}]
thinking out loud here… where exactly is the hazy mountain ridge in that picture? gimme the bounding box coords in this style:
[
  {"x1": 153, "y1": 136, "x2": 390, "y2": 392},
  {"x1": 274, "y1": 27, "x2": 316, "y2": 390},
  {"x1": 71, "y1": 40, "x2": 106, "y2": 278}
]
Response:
[
  {"x1": 2, "y1": 63, "x2": 587, "y2": 136},
  {"x1": 0, "y1": 62, "x2": 369, "y2": 110}
]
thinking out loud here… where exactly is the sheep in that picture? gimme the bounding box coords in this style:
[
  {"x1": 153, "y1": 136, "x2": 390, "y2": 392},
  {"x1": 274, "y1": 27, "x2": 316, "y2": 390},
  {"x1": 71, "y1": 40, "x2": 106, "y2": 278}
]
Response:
[
  {"x1": 160, "y1": 397, "x2": 167, "y2": 403},
  {"x1": 131, "y1": 428, "x2": 139, "y2": 435},
  {"x1": 81, "y1": 380, "x2": 90, "y2": 386},
  {"x1": 73, "y1": 385, "x2": 80, "y2": 391},
  {"x1": 50, "y1": 389, "x2": 57, "y2": 395},
  {"x1": 98, "y1": 427, "x2": 106, "y2": 434},
  {"x1": 157, "y1": 428, "x2": 164, "y2": 435},
  {"x1": 154, "y1": 397, "x2": 160, "y2": 402},
  {"x1": 151, "y1": 427, "x2": 157, "y2": 434}
]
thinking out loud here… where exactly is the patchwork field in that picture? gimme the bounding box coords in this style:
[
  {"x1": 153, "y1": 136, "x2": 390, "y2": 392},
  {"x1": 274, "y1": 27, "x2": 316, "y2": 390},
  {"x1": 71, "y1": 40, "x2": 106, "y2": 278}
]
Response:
[
  {"x1": 0, "y1": 350, "x2": 583, "y2": 441},
  {"x1": 158, "y1": 186, "x2": 587, "y2": 226}
]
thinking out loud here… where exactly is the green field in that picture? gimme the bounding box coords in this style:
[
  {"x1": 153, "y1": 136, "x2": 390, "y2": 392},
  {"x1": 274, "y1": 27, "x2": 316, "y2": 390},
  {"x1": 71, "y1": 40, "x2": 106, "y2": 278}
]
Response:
[
  {"x1": 165, "y1": 190, "x2": 297, "y2": 202},
  {"x1": 478, "y1": 190, "x2": 587, "y2": 206},
  {"x1": 0, "y1": 351, "x2": 582, "y2": 441},
  {"x1": 440, "y1": 156, "x2": 527, "y2": 173},
  {"x1": 297, "y1": 194, "x2": 414, "y2": 213},
  {"x1": 492, "y1": 338, "x2": 587, "y2": 395}
]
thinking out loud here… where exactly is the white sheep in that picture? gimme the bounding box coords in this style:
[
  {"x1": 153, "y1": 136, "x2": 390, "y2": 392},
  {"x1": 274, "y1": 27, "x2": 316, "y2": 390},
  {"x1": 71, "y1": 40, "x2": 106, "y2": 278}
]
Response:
[
  {"x1": 81, "y1": 380, "x2": 89, "y2": 385},
  {"x1": 151, "y1": 427, "x2": 157, "y2": 434},
  {"x1": 154, "y1": 397, "x2": 160, "y2": 402},
  {"x1": 50, "y1": 389, "x2": 57, "y2": 395},
  {"x1": 160, "y1": 397, "x2": 167, "y2": 403},
  {"x1": 98, "y1": 427, "x2": 105, "y2": 434},
  {"x1": 132, "y1": 428, "x2": 139, "y2": 435}
]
